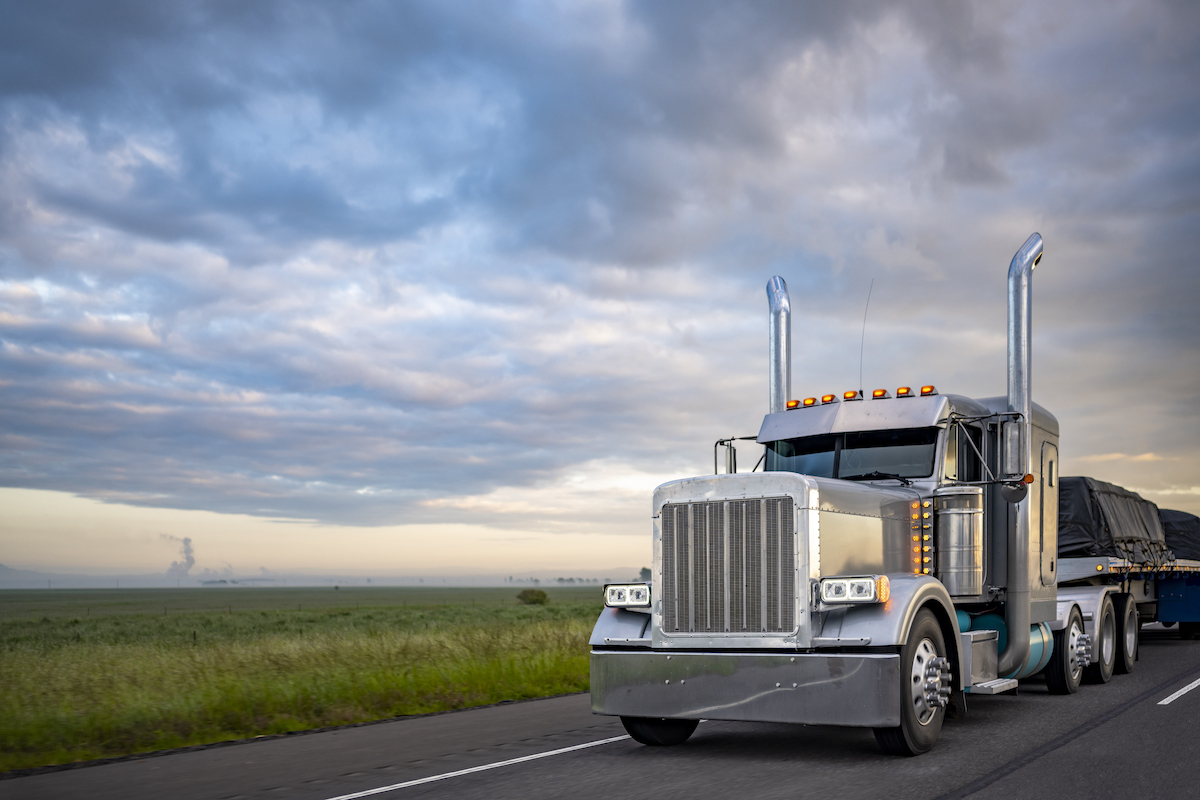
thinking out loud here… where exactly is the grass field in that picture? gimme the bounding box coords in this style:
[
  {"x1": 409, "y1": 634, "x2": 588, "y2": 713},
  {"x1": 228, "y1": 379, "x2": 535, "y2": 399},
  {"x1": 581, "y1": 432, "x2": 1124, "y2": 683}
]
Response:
[{"x1": 0, "y1": 586, "x2": 604, "y2": 772}]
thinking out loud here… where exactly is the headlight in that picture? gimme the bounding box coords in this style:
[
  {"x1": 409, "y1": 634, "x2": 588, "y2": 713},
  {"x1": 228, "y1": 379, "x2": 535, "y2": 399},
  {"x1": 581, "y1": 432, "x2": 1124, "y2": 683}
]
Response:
[
  {"x1": 820, "y1": 575, "x2": 889, "y2": 604},
  {"x1": 605, "y1": 583, "x2": 651, "y2": 608}
]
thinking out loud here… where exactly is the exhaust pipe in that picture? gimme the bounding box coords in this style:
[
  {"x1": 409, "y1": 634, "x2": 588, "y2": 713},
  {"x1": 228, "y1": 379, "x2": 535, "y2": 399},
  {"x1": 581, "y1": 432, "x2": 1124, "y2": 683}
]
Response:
[
  {"x1": 998, "y1": 232, "x2": 1043, "y2": 677},
  {"x1": 767, "y1": 277, "x2": 791, "y2": 414}
]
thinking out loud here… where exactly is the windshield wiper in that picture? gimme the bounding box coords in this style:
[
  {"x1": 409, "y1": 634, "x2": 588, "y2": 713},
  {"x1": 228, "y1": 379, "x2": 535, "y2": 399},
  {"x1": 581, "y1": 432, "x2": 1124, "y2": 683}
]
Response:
[{"x1": 844, "y1": 471, "x2": 913, "y2": 486}]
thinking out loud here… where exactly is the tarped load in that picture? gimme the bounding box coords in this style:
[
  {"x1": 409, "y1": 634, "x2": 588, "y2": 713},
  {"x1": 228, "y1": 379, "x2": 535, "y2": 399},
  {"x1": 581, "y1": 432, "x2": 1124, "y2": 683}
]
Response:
[
  {"x1": 1160, "y1": 509, "x2": 1200, "y2": 561},
  {"x1": 1058, "y1": 477, "x2": 1173, "y2": 565}
]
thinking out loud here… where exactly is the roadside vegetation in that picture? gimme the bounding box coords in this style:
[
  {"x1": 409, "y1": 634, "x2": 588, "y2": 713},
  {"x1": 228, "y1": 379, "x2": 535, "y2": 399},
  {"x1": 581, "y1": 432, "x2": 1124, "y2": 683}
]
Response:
[{"x1": 0, "y1": 587, "x2": 602, "y2": 772}]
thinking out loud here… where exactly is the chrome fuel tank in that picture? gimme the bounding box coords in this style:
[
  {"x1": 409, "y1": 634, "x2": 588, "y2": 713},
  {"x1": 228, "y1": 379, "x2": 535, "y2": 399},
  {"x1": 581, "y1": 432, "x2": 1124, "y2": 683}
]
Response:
[{"x1": 935, "y1": 486, "x2": 984, "y2": 596}]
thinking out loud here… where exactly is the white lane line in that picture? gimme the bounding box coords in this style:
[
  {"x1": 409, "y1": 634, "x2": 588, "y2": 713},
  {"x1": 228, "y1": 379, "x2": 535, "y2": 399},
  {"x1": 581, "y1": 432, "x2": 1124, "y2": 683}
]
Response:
[
  {"x1": 321, "y1": 734, "x2": 631, "y2": 800},
  {"x1": 1159, "y1": 675, "x2": 1200, "y2": 706}
]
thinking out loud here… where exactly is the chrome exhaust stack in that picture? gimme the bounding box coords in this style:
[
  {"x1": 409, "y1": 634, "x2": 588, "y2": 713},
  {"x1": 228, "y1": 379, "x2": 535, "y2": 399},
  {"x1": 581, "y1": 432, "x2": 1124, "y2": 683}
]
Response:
[
  {"x1": 767, "y1": 277, "x2": 791, "y2": 414},
  {"x1": 998, "y1": 232, "x2": 1043, "y2": 677}
]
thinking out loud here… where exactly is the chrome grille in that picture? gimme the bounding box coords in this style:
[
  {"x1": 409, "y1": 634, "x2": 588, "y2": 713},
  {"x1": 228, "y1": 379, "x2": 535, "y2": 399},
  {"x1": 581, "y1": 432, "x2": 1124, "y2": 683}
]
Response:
[{"x1": 660, "y1": 497, "x2": 795, "y2": 634}]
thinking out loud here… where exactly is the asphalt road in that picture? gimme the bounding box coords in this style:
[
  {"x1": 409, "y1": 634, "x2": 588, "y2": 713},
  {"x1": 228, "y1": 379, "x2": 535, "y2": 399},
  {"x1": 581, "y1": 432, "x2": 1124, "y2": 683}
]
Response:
[{"x1": 8, "y1": 628, "x2": 1200, "y2": 800}]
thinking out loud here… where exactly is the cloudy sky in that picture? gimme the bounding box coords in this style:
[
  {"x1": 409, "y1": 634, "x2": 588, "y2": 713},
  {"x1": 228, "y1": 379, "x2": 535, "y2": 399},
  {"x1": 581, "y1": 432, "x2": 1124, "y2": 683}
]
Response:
[{"x1": 2, "y1": 0, "x2": 1197, "y2": 579}]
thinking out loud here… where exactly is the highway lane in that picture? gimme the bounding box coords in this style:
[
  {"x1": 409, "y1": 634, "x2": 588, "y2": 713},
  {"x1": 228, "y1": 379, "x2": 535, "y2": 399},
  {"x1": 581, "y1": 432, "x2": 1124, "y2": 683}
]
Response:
[{"x1": 7, "y1": 629, "x2": 1200, "y2": 800}]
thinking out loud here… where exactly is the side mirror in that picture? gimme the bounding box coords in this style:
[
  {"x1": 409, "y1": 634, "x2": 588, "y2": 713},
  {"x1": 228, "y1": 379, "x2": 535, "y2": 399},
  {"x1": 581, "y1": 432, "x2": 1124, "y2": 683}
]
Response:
[{"x1": 1001, "y1": 473, "x2": 1034, "y2": 504}]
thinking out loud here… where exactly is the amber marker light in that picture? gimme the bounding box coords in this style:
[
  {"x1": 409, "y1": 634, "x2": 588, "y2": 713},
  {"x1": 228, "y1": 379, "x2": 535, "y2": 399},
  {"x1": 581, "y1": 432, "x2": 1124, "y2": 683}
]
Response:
[
  {"x1": 802, "y1": 397, "x2": 818, "y2": 407},
  {"x1": 920, "y1": 385, "x2": 937, "y2": 396},
  {"x1": 872, "y1": 389, "x2": 890, "y2": 399},
  {"x1": 875, "y1": 576, "x2": 890, "y2": 603},
  {"x1": 844, "y1": 390, "x2": 862, "y2": 401},
  {"x1": 786, "y1": 399, "x2": 801, "y2": 409},
  {"x1": 897, "y1": 386, "x2": 913, "y2": 398},
  {"x1": 1023, "y1": 473, "x2": 1035, "y2": 484},
  {"x1": 821, "y1": 394, "x2": 837, "y2": 404}
]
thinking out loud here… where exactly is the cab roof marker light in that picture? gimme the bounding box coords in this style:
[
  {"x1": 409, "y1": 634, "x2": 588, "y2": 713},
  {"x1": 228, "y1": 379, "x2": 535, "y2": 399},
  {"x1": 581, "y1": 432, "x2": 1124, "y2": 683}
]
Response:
[
  {"x1": 802, "y1": 397, "x2": 818, "y2": 407},
  {"x1": 786, "y1": 399, "x2": 801, "y2": 410},
  {"x1": 821, "y1": 394, "x2": 839, "y2": 404},
  {"x1": 920, "y1": 385, "x2": 937, "y2": 396},
  {"x1": 872, "y1": 389, "x2": 890, "y2": 399},
  {"x1": 843, "y1": 390, "x2": 862, "y2": 401},
  {"x1": 896, "y1": 386, "x2": 914, "y2": 398}
]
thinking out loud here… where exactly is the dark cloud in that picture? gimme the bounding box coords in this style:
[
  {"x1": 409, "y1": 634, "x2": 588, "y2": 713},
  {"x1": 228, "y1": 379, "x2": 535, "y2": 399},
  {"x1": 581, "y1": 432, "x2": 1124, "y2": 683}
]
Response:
[{"x1": 1, "y1": 0, "x2": 1198, "y2": 529}]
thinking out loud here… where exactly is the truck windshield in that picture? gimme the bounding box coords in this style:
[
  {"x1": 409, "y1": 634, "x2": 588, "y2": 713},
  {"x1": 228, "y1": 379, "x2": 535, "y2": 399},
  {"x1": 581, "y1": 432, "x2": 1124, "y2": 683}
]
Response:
[{"x1": 765, "y1": 427, "x2": 939, "y2": 480}]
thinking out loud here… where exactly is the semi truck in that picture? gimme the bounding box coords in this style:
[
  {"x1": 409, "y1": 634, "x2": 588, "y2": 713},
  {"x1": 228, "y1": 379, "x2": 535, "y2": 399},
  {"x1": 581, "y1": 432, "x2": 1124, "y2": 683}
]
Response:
[{"x1": 589, "y1": 233, "x2": 1200, "y2": 755}]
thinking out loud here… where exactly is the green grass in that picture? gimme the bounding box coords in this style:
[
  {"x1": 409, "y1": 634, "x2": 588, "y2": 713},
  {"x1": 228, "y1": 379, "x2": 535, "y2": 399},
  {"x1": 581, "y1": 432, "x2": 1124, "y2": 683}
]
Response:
[{"x1": 0, "y1": 587, "x2": 604, "y2": 772}]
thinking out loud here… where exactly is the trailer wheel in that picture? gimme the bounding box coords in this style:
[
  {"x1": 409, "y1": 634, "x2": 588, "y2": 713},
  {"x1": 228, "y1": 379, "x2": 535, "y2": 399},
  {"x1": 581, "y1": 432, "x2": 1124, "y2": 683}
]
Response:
[
  {"x1": 1180, "y1": 622, "x2": 1200, "y2": 640},
  {"x1": 1045, "y1": 606, "x2": 1085, "y2": 694},
  {"x1": 1113, "y1": 594, "x2": 1139, "y2": 674},
  {"x1": 1084, "y1": 595, "x2": 1116, "y2": 684},
  {"x1": 874, "y1": 609, "x2": 947, "y2": 756},
  {"x1": 620, "y1": 717, "x2": 698, "y2": 746}
]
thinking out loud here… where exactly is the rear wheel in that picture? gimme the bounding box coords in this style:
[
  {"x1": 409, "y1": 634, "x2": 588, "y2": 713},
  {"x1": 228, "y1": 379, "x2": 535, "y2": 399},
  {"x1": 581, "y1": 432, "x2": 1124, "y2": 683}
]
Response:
[
  {"x1": 1045, "y1": 606, "x2": 1085, "y2": 694},
  {"x1": 1113, "y1": 594, "x2": 1139, "y2": 674},
  {"x1": 1085, "y1": 595, "x2": 1116, "y2": 684},
  {"x1": 874, "y1": 609, "x2": 949, "y2": 756},
  {"x1": 620, "y1": 716, "x2": 698, "y2": 746}
]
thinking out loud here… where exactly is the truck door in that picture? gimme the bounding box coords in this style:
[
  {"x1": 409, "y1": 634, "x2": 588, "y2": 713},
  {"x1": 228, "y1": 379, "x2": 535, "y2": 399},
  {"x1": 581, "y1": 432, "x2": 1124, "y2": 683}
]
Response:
[{"x1": 1040, "y1": 442, "x2": 1058, "y2": 585}]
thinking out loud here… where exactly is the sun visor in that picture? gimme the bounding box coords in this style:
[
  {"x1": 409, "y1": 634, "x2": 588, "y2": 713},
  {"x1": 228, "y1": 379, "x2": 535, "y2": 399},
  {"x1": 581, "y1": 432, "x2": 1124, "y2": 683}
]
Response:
[{"x1": 757, "y1": 396, "x2": 950, "y2": 443}]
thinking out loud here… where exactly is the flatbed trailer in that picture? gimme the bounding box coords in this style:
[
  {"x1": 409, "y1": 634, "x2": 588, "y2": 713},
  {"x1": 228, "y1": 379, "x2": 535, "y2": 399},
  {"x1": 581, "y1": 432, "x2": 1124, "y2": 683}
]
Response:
[{"x1": 1059, "y1": 556, "x2": 1200, "y2": 643}]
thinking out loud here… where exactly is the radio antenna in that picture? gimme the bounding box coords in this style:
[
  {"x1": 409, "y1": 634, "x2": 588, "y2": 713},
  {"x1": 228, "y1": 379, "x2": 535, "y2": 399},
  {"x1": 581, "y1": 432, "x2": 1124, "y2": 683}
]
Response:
[{"x1": 859, "y1": 278, "x2": 874, "y2": 394}]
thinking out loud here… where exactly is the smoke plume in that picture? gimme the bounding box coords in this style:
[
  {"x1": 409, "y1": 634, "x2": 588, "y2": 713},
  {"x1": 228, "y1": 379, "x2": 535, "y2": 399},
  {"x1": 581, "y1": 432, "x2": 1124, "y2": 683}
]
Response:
[{"x1": 162, "y1": 535, "x2": 195, "y2": 578}]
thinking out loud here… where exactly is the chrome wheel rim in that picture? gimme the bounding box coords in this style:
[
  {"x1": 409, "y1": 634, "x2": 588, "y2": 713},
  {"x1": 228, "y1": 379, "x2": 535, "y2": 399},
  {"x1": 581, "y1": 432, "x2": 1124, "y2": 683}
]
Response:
[
  {"x1": 910, "y1": 638, "x2": 940, "y2": 726},
  {"x1": 1067, "y1": 620, "x2": 1084, "y2": 681},
  {"x1": 1124, "y1": 611, "x2": 1137, "y2": 656}
]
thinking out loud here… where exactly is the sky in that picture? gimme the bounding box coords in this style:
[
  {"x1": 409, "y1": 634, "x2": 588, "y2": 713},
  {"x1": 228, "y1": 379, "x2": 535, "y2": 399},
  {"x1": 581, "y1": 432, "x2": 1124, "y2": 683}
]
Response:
[{"x1": 1, "y1": 0, "x2": 1198, "y2": 580}]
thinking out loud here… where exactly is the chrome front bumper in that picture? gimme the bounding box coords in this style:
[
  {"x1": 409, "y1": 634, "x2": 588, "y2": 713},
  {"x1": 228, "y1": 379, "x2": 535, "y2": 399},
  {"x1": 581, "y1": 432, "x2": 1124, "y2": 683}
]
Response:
[{"x1": 591, "y1": 649, "x2": 901, "y2": 728}]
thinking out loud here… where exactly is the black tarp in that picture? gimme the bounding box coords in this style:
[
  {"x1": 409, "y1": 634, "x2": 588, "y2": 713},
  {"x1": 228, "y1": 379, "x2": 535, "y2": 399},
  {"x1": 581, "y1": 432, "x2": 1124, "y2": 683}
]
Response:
[
  {"x1": 1058, "y1": 476, "x2": 1173, "y2": 565},
  {"x1": 1161, "y1": 509, "x2": 1200, "y2": 561}
]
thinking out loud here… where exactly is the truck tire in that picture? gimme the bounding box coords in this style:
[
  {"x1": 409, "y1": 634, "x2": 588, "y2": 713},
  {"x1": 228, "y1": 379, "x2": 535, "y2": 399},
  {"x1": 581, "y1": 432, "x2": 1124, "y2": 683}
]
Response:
[
  {"x1": 1180, "y1": 621, "x2": 1200, "y2": 640},
  {"x1": 1113, "y1": 594, "x2": 1139, "y2": 674},
  {"x1": 620, "y1": 717, "x2": 698, "y2": 746},
  {"x1": 1084, "y1": 595, "x2": 1116, "y2": 684},
  {"x1": 1045, "y1": 606, "x2": 1085, "y2": 694},
  {"x1": 874, "y1": 609, "x2": 947, "y2": 756}
]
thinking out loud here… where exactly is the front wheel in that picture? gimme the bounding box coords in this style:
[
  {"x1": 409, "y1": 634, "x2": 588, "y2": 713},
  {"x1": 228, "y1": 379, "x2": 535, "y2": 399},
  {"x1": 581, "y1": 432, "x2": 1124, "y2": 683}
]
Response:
[
  {"x1": 620, "y1": 716, "x2": 698, "y2": 746},
  {"x1": 874, "y1": 609, "x2": 950, "y2": 756}
]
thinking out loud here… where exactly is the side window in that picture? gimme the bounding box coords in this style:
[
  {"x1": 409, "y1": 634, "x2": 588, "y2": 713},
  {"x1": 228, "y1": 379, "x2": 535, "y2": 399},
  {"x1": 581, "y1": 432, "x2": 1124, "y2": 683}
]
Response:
[
  {"x1": 943, "y1": 426, "x2": 958, "y2": 481},
  {"x1": 945, "y1": 424, "x2": 984, "y2": 482},
  {"x1": 960, "y1": 426, "x2": 983, "y2": 482}
]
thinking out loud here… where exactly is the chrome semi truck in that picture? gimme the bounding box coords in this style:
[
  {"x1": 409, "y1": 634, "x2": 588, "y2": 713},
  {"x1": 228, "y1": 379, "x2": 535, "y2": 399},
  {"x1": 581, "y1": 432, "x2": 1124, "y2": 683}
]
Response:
[{"x1": 589, "y1": 233, "x2": 1200, "y2": 755}]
